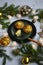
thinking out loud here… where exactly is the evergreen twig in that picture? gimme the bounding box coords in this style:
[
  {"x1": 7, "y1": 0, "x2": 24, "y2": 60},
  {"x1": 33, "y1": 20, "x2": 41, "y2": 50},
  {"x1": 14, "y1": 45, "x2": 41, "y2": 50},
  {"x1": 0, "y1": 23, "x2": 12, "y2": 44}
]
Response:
[
  {"x1": 12, "y1": 44, "x2": 43, "y2": 65},
  {"x1": 0, "y1": 49, "x2": 12, "y2": 65}
]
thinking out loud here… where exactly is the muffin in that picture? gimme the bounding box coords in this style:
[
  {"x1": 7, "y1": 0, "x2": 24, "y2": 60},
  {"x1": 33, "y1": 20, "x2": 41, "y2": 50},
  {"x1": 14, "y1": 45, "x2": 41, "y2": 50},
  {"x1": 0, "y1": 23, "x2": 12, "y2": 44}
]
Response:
[
  {"x1": 23, "y1": 24, "x2": 32, "y2": 33},
  {"x1": 15, "y1": 21, "x2": 24, "y2": 29}
]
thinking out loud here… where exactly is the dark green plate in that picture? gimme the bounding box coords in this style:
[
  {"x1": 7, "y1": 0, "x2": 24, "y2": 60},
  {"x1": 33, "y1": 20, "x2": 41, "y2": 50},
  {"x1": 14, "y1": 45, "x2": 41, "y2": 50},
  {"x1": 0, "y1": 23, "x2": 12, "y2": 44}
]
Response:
[{"x1": 7, "y1": 19, "x2": 36, "y2": 43}]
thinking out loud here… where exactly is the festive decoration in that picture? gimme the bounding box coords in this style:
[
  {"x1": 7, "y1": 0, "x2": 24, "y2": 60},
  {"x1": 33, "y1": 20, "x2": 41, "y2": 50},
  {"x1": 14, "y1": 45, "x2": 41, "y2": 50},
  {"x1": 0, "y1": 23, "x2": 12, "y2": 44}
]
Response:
[
  {"x1": 0, "y1": 12, "x2": 2, "y2": 16},
  {"x1": 0, "y1": 20, "x2": 10, "y2": 29},
  {"x1": 32, "y1": 44, "x2": 37, "y2": 50},
  {"x1": 39, "y1": 38, "x2": 43, "y2": 45},
  {"x1": 19, "y1": 5, "x2": 32, "y2": 16},
  {"x1": 38, "y1": 31, "x2": 43, "y2": 46},
  {"x1": 29, "y1": 9, "x2": 43, "y2": 22},
  {"x1": 0, "y1": 2, "x2": 43, "y2": 65},
  {"x1": 3, "y1": 32, "x2": 8, "y2": 36},
  {"x1": 0, "y1": 24, "x2": 2, "y2": 29},
  {"x1": 22, "y1": 57, "x2": 30, "y2": 64},
  {"x1": 33, "y1": 16, "x2": 39, "y2": 22},
  {"x1": 7, "y1": 15, "x2": 12, "y2": 19},
  {"x1": 0, "y1": 36, "x2": 10, "y2": 46},
  {"x1": 12, "y1": 41, "x2": 18, "y2": 47},
  {"x1": 0, "y1": 2, "x2": 19, "y2": 29},
  {"x1": 16, "y1": 14, "x2": 22, "y2": 18},
  {"x1": 0, "y1": 3, "x2": 43, "y2": 29},
  {"x1": 12, "y1": 44, "x2": 43, "y2": 65},
  {"x1": 31, "y1": 10, "x2": 36, "y2": 15}
]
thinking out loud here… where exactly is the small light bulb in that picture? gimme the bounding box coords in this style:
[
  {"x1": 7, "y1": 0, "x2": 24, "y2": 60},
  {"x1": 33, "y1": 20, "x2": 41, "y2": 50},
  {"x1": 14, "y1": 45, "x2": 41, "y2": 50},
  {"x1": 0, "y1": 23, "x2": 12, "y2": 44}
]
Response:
[
  {"x1": 3, "y1": 32, "x2": 8, "y2": 36},
  {"x1": 31, "y1": 10, "x2": 36, "y2": 15},
  {"x1": 16, "y1": 14, "x2": 22, "y2": 18},
  {"x1": 33, "y1": 16, "x2": 38, "y2": 22},
  {"x1": 0, "y1": 13, "x2": 2, "y2": 16},
  {"x1": 7, "y1": 15, "x2": 12, "y2": 19},
  {"x1": 28, "y1": 9, "x2": 31, "y2": 12},
  {"x1": 39, "y1": 38, "x2": 43, "y2": 45},
  {"x1": 32, "y1": 44, "x2": 37, "y2": 50},
  {"x1": 12, "y1": 41, "x2": 18, "y2": 46},
  {"x1": 0, "y1": 24, "x2": 2, "y2": 28}
]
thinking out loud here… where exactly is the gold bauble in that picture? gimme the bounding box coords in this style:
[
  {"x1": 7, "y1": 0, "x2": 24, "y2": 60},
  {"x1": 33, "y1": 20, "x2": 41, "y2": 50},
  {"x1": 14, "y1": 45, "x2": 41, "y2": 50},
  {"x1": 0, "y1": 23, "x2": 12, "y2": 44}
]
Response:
[
  {"x1": 22, "y1": 57, "x2": 30, "y2": 64},
  {"x1": 1, "y1": 36, "x2": 10, "y2": 46}
]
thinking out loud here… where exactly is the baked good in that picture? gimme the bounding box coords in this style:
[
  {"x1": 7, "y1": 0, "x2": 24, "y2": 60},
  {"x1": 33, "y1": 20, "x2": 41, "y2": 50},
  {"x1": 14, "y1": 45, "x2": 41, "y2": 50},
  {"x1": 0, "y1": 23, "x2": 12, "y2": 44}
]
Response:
[
  {"x1": 15, "y1": 21, "x2": 24, "y2": 29},
  {"x1": 23, "y1": 24, "x2": 32, "y2": 33}
]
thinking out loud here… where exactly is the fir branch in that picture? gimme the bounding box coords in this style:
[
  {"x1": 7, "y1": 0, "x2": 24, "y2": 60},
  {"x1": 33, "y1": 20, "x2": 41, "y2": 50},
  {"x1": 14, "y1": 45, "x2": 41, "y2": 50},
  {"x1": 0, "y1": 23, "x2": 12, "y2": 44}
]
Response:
[
  {"x1": 29, "y1": 9, "x2": 43, "y2": 22},
  {"x1": 0, "y1": 52, "x2": 12, "y2": 60},
  {"x1": 0, "y1": 20, "x2": 10, "y2": 29},
  {"x1": 12, "y1": 44, "x2": 43, "y2": 65},
  {"x1": 0, "y1": 2, "x2": 20, "y2": 29},
  {"x1": 36, "y1": 9, "x2": 43, "y2": 12},
  {"x1": 0, "y1": 49, "x2": 12, "y2": 65},
  {"x1": 0, "y1": 49, "x2": 6, "y2": 52},
  {"x1": 0, "y1": 2, "x2": 7, "y2": 10},
  {"x1": 2, "y1": 57, "x2": 6, "y2": 65}
]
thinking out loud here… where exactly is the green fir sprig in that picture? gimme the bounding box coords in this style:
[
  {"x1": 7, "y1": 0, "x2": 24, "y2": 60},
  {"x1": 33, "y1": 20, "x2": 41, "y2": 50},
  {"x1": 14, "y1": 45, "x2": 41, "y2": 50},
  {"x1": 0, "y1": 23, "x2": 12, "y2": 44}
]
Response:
[
  {"x1": 12, "y1": 44, "x2": 43, "y2": 65},
  {"x1": 29, "y1": 9, "x2": 43, "y2": 21},
  {"x1": 0, "y1": 49, "x2": 12, "y2": 65},
  {"x1": 0, "y1": 2, "x2": 19, "y2": 29}
]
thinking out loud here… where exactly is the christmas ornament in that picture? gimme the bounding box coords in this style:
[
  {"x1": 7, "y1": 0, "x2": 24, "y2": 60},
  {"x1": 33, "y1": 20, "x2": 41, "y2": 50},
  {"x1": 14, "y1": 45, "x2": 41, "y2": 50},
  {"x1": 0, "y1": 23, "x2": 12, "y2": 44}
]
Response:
[
  {"x1": 12, "y1": 41, "x2": 18, "y2": 47},
  {"x1": 22, "y1": 57, "x2": 30, "y2": 64},
  {"x1": 19, "y1": 5, "x2": 32, "y2": 16},
  {"x1": 3, "y1": 32, "x2": 8, "y2": 36},
  {"x1": 0, "y1": 2, "x2": 19, "y2": 29},
  {"x1": 7, "y1": 15, "x2": 12, "y2": 19},
  {"x1": 0, "y1": 13, "x2": 2, "y2": 16},
  {"x1": 32, "y1": 16, "x2": 38, "y2": 23},
  {"x1": 39, "y1": 38, "x2": 43, "y2": 46},
  {"x1": 32, "y1": 44, "x2": 37, "y2": 50},
  {"x1": 31, "y1": 10, "x2": 36, "y2": 15},
  {"x1": 0, "y1": 36, "x2": 10, "y2": 46},
  {"x1": 16, "y1": 14, "x2": 22, "y2": 18},
  {"x1": 12, "y1": 44, "x2": 43, "y2": 65}
]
